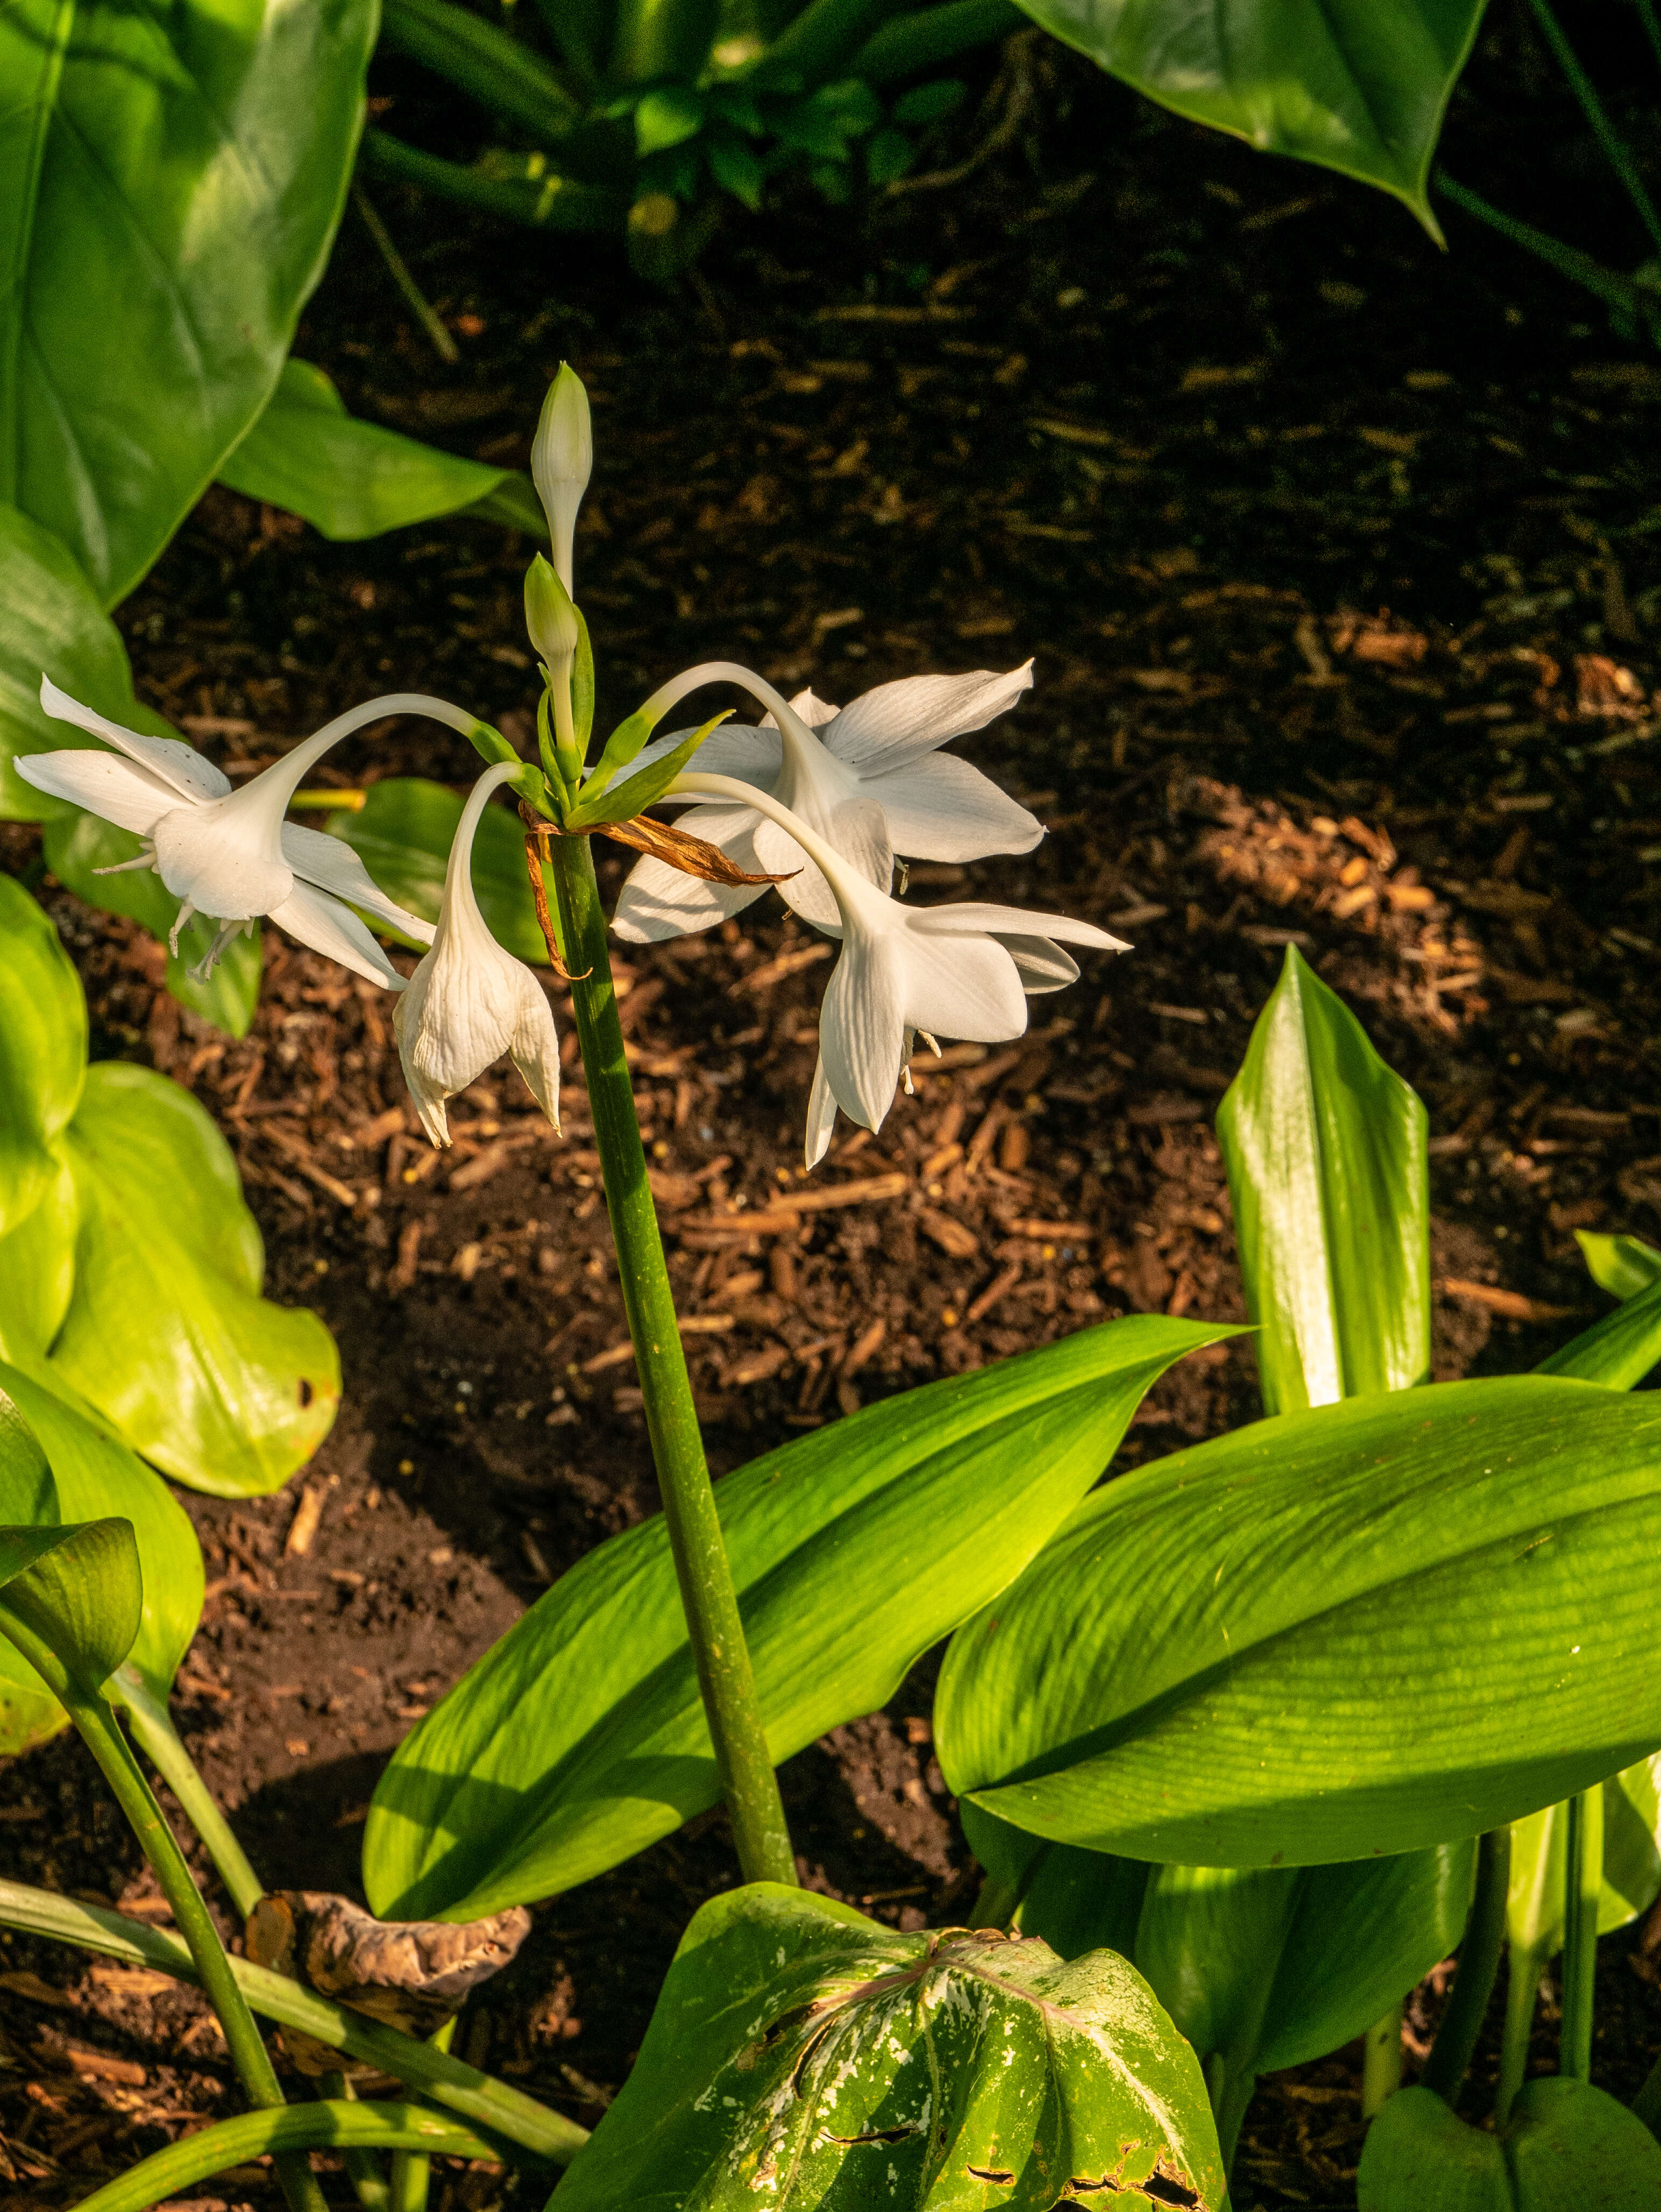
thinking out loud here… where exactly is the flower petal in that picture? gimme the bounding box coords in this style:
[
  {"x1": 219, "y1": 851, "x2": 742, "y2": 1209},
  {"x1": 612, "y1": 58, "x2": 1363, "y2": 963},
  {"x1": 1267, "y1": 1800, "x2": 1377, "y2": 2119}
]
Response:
[
  {"x1": 281, "y1": 821, "x2": 437, "y2": 945},
  {"x1": 509, "y1": 967, "x2": 562, "y2": 1132},
  {"x1": 777, "y1": 688, "x2": 839, "y2": 729},
  {"x1": 39, "y1": 676, "x2": 232, "y2": 804},
  {"x1": 611, "y1": 806, "x2": 770, "y2": 942},
  {"x1": 624, "y1": 721, "x2": 783, "y2": 798},
  {"x1": 754, "y1": 795, "x2": 891, "y2": 933},
  {"x1": 998, "y1": 933, "x2": 1080, "y2": 994},
  {"x1": 268, "y1": 881, "x2": 408, "y2": 991},
  {"x1": 13, "y1": 748, "x2": 180, "y2": 835},
  {"x1": 805, "y1": 1052, "x2": 837, "y2": 1168},
  {"x1": 895, "y1": 924, "x2": 1030, "y2": 1045},
  {"x1": 906, "y1": 902, "x2": 1131, "y2": 954},
  {"x1": 818, "y1": 933, "x2": 908, "y2": 1132},
  {"x1": 868, "y1": 753, "x2": 1042, "y2": 861},
  {"x1": 820, "y1": 663, "x2": 1033, "y2": 770}
]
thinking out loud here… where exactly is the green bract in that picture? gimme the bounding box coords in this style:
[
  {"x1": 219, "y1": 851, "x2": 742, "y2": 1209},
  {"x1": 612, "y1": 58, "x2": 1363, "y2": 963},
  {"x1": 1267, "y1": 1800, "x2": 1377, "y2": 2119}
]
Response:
[
  {"x1": 2, "y1": 0, "x2": 376, "y2": 606},
  {"x1": 550, "y1": 1885, "x2": 1226, "y2": 2211},
  {"x1": 936, "y1": 1376, "x2": 1661, "y2": 1865},
  {"x1": 364, "y1": 1315, "x2": 1238, "y2": 1920},
  {"x1": 1357, "y1": 2079, "x2": 1661, "y2": 2208}
]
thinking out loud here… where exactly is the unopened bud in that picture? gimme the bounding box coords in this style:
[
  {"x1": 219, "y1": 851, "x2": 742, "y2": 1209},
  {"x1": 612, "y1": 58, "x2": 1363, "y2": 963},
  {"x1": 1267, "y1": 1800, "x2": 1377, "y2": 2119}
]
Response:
[
  {"x1": 531, "y1": 364, "x2": 592, "y2": 594},
  {"x1": 524, "y1": 552, "x2": 579, "y2": 676}
]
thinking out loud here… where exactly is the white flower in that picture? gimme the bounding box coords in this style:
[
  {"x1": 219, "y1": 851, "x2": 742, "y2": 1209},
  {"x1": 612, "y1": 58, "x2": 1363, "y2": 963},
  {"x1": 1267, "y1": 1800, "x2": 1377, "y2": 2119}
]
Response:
[
  {"x1": 611, "y1": 659, "x2": 1041, "y2": 942},
  {"x1": 531, "y1": 364, "x2": 592, "y2": 596},
  {"x1": 671, "y1": 772, "x2": 1127, "y2": 1166},
  {"x1": 394, "y1": 763, "x2": 562, "y2": 1148},
  {"x1": 13, "y1": 681, "x2": 484, "y2": 988}
]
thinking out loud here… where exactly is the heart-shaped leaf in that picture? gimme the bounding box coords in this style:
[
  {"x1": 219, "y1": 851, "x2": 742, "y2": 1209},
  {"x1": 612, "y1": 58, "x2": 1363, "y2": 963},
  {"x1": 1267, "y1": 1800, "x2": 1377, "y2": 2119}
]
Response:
[
  {"x1": 218, "y1": 360, "x2": 545, "y2": 542},
  {"x1": 0, "y1": 1363, "x2": 203, "y2": 1753},
  {"x1": 938, "y1": 1376, "x2": 1661, "y2": 1866},
  {"x1": 0, "y1": 875, "x2": 84, "y2": 1239},
  {"x1": 3, "y1": 0, "x2": 377, "y2": 605},
  {"x1": 1357, "y1": 2078, "x2": 1661, "y2": 2208},
  {"x1": 324, "y1": 777, "x2": 547, "y2": 962},
  {"x1": 0, "y1": 1515, "x2": 141, "y2": 1708},
  {"x1": 365, "y1": 1315, "x2": 1237, "y2": 1920},
  {"x1": 49, "y1": 1062, "x2": 339, "y2": 1495},
  {"x1": 1011, "y1": 0, "x2": 1486, "y2": 234},
  {"x1": 551, "y1": 1884, "x2": 1226, "y2": 2212},
  {"x1": 1217, "y1": 944, "x2": 1429, "y2": 1413}
]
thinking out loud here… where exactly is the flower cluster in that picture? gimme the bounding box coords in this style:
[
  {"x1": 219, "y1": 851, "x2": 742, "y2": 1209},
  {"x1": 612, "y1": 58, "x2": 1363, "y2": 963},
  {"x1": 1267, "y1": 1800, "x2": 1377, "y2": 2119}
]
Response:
[{"x1": 17, "y1": 367, "x2": 1128, "y2": 1166}]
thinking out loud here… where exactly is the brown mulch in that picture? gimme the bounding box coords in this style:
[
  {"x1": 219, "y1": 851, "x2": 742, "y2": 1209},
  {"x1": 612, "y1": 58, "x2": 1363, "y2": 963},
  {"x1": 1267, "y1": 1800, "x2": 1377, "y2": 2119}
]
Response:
[{"x1": 6, "y1": 20, "x2": 1661, "y2": 2207}]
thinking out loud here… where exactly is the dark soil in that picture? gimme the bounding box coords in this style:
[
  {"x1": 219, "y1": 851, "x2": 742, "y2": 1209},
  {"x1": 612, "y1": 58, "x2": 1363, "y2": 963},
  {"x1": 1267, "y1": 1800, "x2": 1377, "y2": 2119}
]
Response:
[{"x1": 5, "y1": 14, "x2": 1661, "y2": 2208}]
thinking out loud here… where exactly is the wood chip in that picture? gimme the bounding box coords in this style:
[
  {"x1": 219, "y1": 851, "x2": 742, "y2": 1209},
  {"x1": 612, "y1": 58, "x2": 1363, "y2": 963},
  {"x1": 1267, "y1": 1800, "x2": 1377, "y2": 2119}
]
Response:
[
  {"x1": 1147, "y1": 1002, "x2": 1209, "y2": 1025},
  {"x1": 842, "y1": 1318, "x2": 887, "y2": 1377},
  {"x1": 63, "y1": 2045, "x2": 147, "y2": 2086},
  {"x1": 1006, "y1": 1219, "x2": 1094, "y2": 1243},
  {"x1": 449, "y1": 1143, "x2": 512, "y2": 1192},
  {"x1": 88, "y1": 1966, "x2": 179, "y2": 2000},
  {"x1": 1439, "y1": 1278, "x2": 1580, "y2": 1322},
  {"x1": 284, "y1": 1485, "x2": 323, "y2": 1558},
  {"x1": 966, "y1": 1264, "x2": 1023, "y2": 1325},
  {"x1": 726, "y1": 1343, "x2": 791, "y2": 1387},
  {"x1": 918, "y1": 1207, "x2": 979, "y2": 1259},
  {"x1": 736, "y1": 942, "x2": 833, "y2": 992}
]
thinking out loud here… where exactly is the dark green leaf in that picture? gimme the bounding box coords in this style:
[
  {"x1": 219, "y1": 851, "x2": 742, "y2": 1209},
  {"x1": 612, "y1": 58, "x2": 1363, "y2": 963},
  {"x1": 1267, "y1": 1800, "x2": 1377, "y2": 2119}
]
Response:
[
  {"x1": 218, "y1": 361, "x2": 545, "y2": 544},
  {"x1": 42, "y1": 813, "x2": 262, "y2": 1039},
  {"x1": 865, "y1": 126, "x2": 915, "y2": 186},
  {"x1": 380, "y1": 0, "x2": 583, "y2": 138},
  {"x1": 635, "y1": 86, "x2": 706, "y2": 157},
  {"x1": 1356, "y1": 2078, "x2": 1661, "y2": 2208},
  {"x1": 50, "y1": 1064, "x2": 339, "y2": 1496},
  {"x1": 570, "y1": 712, "x2": 726, "y2": 827},
  {"x1": 3, "y1": 0, "x2": 377, "y2": 605},
  {"x1": 1012, "y1": 0, "x2": 1485, "y2": 235},
  {"x1": 0, "y1": 1365, "x2": 202, "y2": 1754},
  {"x1": 1578, "y1": 1230, "x2": 1661, "y2": 1302},
  {"x1": 1217, "y1": 945, "x2": 1429, "y2": 1413},
  {"x1": 708, "y1": 131, "x2": 768, "y2": 210},
  {"x1": 0, "y1": 876, "x2": 84, "y2": 1239},
  {"x1": 0, "y1": 1516, "x2": 141, "y2": 1708},
  {"x1": 365, "y1": 1315, "x2": 1239, "y2": 1919},
  {"x1": 891, "y1": 79, "x2": 968, "y2": 126},
  {"x1": 324, "y1": 778, "x2": 547, "y2": 962},
  {"x1": 552, "y1": 1885, "x2": 1226, "y2": 2212},
  {"x1": 938, "y1": 1376, "x2": 1661, "y2": 1866}
]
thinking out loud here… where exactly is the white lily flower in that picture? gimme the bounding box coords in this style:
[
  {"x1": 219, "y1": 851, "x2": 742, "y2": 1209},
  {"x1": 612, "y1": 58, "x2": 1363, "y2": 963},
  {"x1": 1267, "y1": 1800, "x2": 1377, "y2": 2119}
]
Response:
[
  {"x1": 671, "y1": 772, "x2": 1128, "y2": 1166},
  {"x1": 531, "y1": 364, "x2": 592, "y2": 596},
  {"x1": 611, "y1": 659, "x2": 1041, "y2": 943},
  {"x1": 14, "y1": 682, "x2": 487, "y2": 988},
  {"x1": 394, "y1": 762, "x2": 561, "y2": 1148}
]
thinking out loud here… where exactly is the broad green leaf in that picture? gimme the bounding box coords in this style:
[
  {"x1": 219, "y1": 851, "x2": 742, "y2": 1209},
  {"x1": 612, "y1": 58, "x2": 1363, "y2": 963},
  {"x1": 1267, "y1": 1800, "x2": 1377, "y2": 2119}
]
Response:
[
  {"x1": 551, "y1": 1884, "x2": 1226, "y2": 2212},
  {"x1": 0, "y1": 1364, "x2": 202, "y2": 1754},
  {"x1": 50, "y1": 1062, "x2": 339, "y2": 1495},
  {"x1": 43, "y1": 813, "x2": 262, "y2": 1038},
  {"x1": 324, "y1": 778, "x2": 546, "y2": 962},
  {"x1": 937, "y1": 1376, "x2": 1661, "y2": 1866},
  {"x1": 962, "y1": 1800, "x2": 1151, "y2": 1961},
  {"x1": 0, "y1": 875, "x2": 84, "y2": 1237},
  {"x1": 1578, "y1": 1230, "x2": 1661, "y2": 1303},
  {"x1": 218, "y1": 361, "x2": 546, "y2": 544},
  {"x1": 570, "y1": 711, "x2": 727, "y2": 826},
  {"x1": 365, "y1": 1315, "x2": 1239, "y2": 1920},
  {"x1": 0, "y1": 1516, "x2": 141, "y2": 1707},
  {"x1": 0, "y1": 1153, "x2": 77, "y2": 1377},
  {"x1": 2, "y1": 0, "x2": 376, "y2": 605},
  {"x1": 1013, "y1": 0, "x2": 1486, "y2": 234},
  {"x1": 1537, "y1": 1277, "x2": 1661, "y2": 1391},
  {"x1": 1357, "y1": 2078, "x2": 1661, "y2": 2209},
  {"x1": 1217, "y1": 945, "x2": 1429, "y2": 1413}
]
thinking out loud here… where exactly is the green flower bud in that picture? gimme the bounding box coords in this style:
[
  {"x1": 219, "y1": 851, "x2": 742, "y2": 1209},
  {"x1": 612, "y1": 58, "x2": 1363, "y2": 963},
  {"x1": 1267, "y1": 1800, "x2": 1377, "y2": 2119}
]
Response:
[
  {"x1": 524, "y1": 551, "x2": 579, "y2": 675},
  {"x1": 531, "y1": 363, "x2": 592, "y2": 594}
]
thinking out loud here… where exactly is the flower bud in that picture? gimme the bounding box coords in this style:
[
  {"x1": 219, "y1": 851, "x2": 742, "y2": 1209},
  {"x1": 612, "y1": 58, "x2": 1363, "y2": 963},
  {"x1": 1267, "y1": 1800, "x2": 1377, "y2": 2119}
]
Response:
[
  {"x1": 531, "y1": 363, "x2": 592, "y2": 594},
  {"x1": 523, "y1": 551, "x2": 579, "y2": 677}
]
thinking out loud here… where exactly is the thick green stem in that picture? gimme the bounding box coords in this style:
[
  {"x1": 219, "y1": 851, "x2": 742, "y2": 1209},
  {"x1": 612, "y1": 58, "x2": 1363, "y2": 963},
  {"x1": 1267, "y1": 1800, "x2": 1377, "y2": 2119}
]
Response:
[
  {"x1": 115, "y1": 1667, "x2": 264, "y2": 1919},
  {"x1": 0, "y1": 1877, "x2": 585, "y2": 2162},
  {"x1": 323, "y1": 2073, "x2": 392, "y2": 2212},
  {"x1": 1361, "y1": 2004, "x2": 1403, "y2": 2117},
  {"x1": 361, "y1": 131, "x2": 625, "y2": 237},
  {"x1": 65, "y1": 2102, "x2": 497, "y2": 2212},
  {"x1": 1497, "y1": 1938, "x2": 1544, "y2": 2127},
  {"x1": 1524, "y1": 0, "x2": 1661, "y2": 255},
  {"x1": 1639, "y1": 0, "x2": 1661, "y2": 74},
  {"x1": 389, "y1": 2016, "x2": 457, "y2": 2212},
  {"x1": 1212, "y1": 2057, "x2": 1259, "y2": 2174},
  {"x1": 1560, "y1": 1785, "x2": 1602, "y2": 2082},
  {"x1": 60, "y1": 1697, "x2": 324, "y2": 2212},
  {"x1": 1423, "y1": 1828, "x2": 1512, "y2": 2111},
  {"x1": 544, "y1": 833, "x2": 796, "y2": 1888}
]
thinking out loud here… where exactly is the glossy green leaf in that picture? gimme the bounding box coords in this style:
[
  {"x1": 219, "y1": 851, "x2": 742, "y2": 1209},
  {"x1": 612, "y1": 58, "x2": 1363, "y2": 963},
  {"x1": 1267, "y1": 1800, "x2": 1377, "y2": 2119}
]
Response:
[
  {"x1": 1012, "y1": 0, "x2": 1485, "y2": 233},
  {"x1": 49, "y1": 1062, "x2": 339, "y2": 1496},
  {"x1": 3, "y1": 0, "x2": 376, "y2": 606},
  {"x1": 0, "y1": 1154, "x2": 77, "y2": 1379},
  {"x1": 0, "y1": 875, "x2": 83, "y2": 1239},
  {"x1": 1578, "y1": 1230, "x2": 1661, "y2": 1302},
  {"x1": 962, "y1": 1800, "x2": 1152, "y2": 1962},
  {"x1": 570, "y1": 711, "x2": 726, "y2": 826},
  {"x1": 365, "y1": 1314, "x2": 1239, "y2": 1920},
  {"x1": 0, "y1": 1515, "x2": 141, "y2": 1708},
  {"x1": 938, "y1": 1376, "x2": 1661, "y2": 1866},
  {"x1": 324, "y1": 778, "x2": 546, "y2": 962},
  {"x1": 0, "y1": 1364, "x2": 202, "y2": 1754},
  {"x1": 218, "y1": 360, "x2": 546, "y2": 544},
  {"x1": 1218, "y1": 945, "x2": 1429, "y2": 1413},
  {"x1": 43, "y1": 813, "x2": 262, "y2": 1038},
  {"x1": 1537, "y1": 1277, "x2": 1661, "y2": 1391},
  {"x1": 1357, "y1": 2078, "x2": 1661, "y2": 2209},
  {"x1": 551, "y1": 1884, "x2": 1226, "y2": 2212}
]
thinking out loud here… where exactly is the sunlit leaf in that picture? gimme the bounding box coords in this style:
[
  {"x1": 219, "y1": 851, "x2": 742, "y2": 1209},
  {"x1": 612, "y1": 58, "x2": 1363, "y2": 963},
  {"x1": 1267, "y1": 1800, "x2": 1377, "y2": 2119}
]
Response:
[
  {"x1": 0, "y1": 875, "x2": 84, "y2": 1238},
  {"x1": 1357, "y1": 2078, "x2": 1661, "y2": 2207}
]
